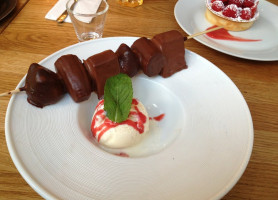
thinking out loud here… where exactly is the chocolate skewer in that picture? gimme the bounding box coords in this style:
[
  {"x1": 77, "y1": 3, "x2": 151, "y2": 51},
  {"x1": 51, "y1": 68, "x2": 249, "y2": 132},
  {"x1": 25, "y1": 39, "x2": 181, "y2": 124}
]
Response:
[
  {"x1": 0, "y1": 26, "x2": 224, "y2": 99},
  {"x1": 0, "y1": 88, "x2": 22, "y2": 97}
]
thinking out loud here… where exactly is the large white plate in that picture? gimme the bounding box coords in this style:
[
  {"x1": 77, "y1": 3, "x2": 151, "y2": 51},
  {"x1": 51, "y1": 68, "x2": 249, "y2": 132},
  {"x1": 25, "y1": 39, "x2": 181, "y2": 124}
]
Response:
[
  {"x1": 5, "y1": 37, "x2": 253, "y2": 200},
  {"x1": 174, "y1": 0, "x2": 278, "y2": 61}
]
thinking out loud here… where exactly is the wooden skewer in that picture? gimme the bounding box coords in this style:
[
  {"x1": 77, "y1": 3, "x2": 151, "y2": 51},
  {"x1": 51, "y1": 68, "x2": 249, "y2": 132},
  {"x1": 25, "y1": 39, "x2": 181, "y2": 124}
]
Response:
[
  {"x1": 0, "y1": 88, "x2": 22, "y2": 97},
  {"x1": 186, "y1": 26, "x2": 224, "y2": 40},
  {"x1": 0, "y1": 26, "x2": 224, "y2": 98}
]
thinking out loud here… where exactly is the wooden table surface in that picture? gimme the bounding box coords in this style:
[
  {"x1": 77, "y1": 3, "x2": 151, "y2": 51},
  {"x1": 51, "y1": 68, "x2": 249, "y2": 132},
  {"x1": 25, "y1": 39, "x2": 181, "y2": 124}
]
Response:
[{"x1": 0, "y1": 0, "x2": 277, "y2": 199}]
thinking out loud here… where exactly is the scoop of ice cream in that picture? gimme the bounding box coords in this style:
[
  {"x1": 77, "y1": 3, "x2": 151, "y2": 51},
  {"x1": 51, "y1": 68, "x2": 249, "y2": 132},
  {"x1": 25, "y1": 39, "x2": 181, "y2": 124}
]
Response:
[{"x1": 91, "y1": 98, "x2": 149, "y2": 149}]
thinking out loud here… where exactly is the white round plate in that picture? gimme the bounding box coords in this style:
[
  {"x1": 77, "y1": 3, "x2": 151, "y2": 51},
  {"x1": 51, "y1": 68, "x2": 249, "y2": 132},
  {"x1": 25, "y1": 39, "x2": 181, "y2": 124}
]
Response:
[
  {"x1": 5, "y1": 37, "x2": 253, "y2": 200},
  {"x1": 174, "y1": 0, "x2": 278, "y2": 61}
]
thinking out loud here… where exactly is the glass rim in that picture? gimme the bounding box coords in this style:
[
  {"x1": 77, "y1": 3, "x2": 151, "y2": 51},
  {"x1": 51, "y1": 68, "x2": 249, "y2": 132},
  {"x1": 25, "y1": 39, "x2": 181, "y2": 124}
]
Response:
[{"x1": 66, "y1": 0, "x2": 109, "y2": 17}]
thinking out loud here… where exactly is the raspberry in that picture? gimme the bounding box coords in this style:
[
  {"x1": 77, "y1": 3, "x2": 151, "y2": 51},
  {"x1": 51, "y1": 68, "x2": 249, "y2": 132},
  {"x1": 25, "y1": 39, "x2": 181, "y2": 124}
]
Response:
[
  {"x1": 211, "y1": 0, "x2": 228, "y2": 4},
  {"x1": 221, "y1": 0, "x2": 229, "y2": 4},
  {"x1": 243, "y1": 0, "x2": 255, "y2": 8},
  {"x1": 211, "y1": 1, "x2": 225, "y2": 12},
  {"x1": 222, "y1": 4, "x2": 239, "y2": 18},
  {"x1": 228, "y1": 0, "x2": 243, "y2": 7},
  {"x1": 240, "y1": 7, "x2": 252, "y2": 20},
  {"x1": 250, "y1": 1, "x2": 258, "y2": 17}
]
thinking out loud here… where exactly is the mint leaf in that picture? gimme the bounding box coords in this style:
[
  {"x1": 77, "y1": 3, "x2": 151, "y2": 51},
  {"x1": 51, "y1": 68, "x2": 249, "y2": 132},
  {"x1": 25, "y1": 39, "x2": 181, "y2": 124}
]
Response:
[{"x1": 104, "y1": 73, "x2": 133, "y2": 123}]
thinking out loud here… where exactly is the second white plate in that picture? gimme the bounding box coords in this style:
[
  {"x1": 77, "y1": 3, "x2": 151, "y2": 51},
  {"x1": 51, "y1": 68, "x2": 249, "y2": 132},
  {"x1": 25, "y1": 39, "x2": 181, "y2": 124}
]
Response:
[{"x1": 174, "y1": 0, "x2": 278, "y2": 61}]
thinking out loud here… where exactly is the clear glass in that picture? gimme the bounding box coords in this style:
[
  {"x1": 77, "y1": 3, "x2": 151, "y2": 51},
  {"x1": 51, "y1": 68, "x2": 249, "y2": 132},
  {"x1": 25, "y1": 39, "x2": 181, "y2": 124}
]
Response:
[
  {"x1": 116, "y1": 0, "x2": 143, "y2": 7},
  {"x1": 66, "y1": 0, "x2": 109, "y2": 42}
]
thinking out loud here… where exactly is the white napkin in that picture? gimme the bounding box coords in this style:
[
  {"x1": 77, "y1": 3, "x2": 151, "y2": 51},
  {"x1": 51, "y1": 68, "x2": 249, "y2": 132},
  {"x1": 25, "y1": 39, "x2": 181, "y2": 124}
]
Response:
[
  {"x1": 45, "y1": 0, "x2": 102, "y2": 23},
  {"x1": 45, "y1": 0, "x2": 71, "y2": 22}
]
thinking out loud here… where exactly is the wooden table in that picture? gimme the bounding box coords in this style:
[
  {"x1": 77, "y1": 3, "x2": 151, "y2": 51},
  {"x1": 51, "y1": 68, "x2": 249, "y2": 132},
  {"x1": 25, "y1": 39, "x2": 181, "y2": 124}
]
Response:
[{"x1": 0, "y1": 0, "x2": 277, "y2": 199}]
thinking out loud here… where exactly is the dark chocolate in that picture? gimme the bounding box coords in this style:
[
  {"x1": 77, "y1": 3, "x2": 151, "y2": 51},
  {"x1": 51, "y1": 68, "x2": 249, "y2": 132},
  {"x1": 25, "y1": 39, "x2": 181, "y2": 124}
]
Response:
[
  {"x1": 55, "y1": 54, "x2": 92, "y2": 103},
  {"x1": 152, "y1": 30, "x2": 187, "y2": 78},
  {"x1": 131, "y1": 37, "x2": 166, "y2": 77},
  {"x1": 22, "y1": 63, "x2": 65, "y2": 108},
  {"x1": 84, "y1": 50, "x2": 120, "y2": 99},
  {"x1": 116, "y1": 43, "x2": 140, "y2": 77}
]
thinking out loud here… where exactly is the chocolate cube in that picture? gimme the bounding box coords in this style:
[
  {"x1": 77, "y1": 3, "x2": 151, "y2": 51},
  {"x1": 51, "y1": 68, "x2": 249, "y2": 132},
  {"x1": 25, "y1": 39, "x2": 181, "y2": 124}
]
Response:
[
  {"x1": 24, "y1": 63, "x2": 65, "y2": 108},
  {"x1": 55, "y1": 54, "x2": 92, "y2": 103},
  {"x1": 152, "y1": 30, "x2": 187, "y2": 78},
  {"x1": 131, "y1": 37, "x2": 166, "y2": 77},
  {"x1": 84, "y1": 50, "x2": 120, "y2": 99},
  {"x1": 116, "y1": 43, "x2": 140, "y2": 77}
]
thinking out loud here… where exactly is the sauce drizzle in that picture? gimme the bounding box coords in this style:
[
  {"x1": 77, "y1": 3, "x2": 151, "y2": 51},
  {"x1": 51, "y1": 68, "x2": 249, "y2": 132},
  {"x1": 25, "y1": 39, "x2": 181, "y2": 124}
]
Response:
[
  {"x1": 206, "y1": 25, "x2": 262, "y2": 42},
  {"x1": 91, "y1": 99, "x2": 147, "y2": 142},
  {"x1": 149, "y1": 113, "x2": 165, "y2": 121}
]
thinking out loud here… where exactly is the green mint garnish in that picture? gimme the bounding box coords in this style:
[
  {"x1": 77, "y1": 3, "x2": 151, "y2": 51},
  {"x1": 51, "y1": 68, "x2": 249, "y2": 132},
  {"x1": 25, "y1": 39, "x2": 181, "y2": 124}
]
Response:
[{"x1": 104, "y1": 73, "x2": 133, "y2": 123}]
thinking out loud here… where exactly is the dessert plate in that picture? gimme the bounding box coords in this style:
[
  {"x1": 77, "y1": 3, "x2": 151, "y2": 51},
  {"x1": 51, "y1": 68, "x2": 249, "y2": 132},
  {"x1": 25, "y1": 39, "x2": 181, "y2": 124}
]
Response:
[
  {"x1": 5, "y1": 37, "x2": 253, "y2": 200},
  {"x1": 174, "y1": 0, "x2": 278, "y2": 61},
  {"x1": 0, "y1": 0, "x2": 17, "y2": 21}
]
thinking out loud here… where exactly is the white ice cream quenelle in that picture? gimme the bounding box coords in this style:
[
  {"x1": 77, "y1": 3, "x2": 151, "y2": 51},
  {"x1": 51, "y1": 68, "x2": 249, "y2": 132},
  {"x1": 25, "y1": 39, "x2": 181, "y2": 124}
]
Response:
[{"x1": 91, "y1": 98, "x2": 149, "y2": 149}]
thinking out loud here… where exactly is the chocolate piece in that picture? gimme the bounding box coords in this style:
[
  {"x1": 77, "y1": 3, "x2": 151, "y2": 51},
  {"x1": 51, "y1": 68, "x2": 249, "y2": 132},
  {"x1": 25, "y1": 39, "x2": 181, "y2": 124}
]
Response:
[
  {"x1": 21, "y1": 63, "x2": 65, "y2": 108},
  {"x1": 131, "y1": 37, "x2": 166, "y2": 77},
  {"x1": 84, "y1": 50, "x2": 120, "y2": 99},
  {"x1": 55, "y1": 54, "x2": 92, "y2": 103},
  {"x1": 152, "y1": 30, "x2": 187, "y2": 78},
  {"x1": 116, "y1": 43, "x2": 140, "y2": 77}
]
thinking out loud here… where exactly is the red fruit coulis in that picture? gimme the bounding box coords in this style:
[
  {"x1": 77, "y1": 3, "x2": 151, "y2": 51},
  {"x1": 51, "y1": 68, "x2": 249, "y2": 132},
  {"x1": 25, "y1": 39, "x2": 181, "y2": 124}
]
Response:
[
  {"x1": 115, "y1": 152, "x2": 129, "y2": 157},
  {"x1": 149, "y1": 113, "x2": 165, "y2": 121},
  {"x1": 206, "y1": 25, "x2": 262, "y2": 42},
  {"x1": 91, "y1": 99, "x2": 147, "y2": 142}
]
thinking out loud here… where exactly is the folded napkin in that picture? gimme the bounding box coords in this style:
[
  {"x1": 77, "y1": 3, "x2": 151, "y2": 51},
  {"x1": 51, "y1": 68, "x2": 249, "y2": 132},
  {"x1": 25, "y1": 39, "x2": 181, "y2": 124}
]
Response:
[
  {"x1": 45, "y1": 0, "x2": 102, "y2": 23},
  {"x1": 45, "y1": 0, "x2": 70, "y2": 22}
]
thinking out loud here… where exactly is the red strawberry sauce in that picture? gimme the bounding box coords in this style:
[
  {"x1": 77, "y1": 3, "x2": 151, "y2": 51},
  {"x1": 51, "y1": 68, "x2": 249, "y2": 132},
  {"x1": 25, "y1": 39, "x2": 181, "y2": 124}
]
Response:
[
  {"x1": 91, "y1": 99, "x2": 147, "y2": 142},
  {"x1": 149, "y1": 114, "x2": 165, "y2": 121},
  {"x1": 206, "y1": 25, "x2": 261, "y2": 42}
]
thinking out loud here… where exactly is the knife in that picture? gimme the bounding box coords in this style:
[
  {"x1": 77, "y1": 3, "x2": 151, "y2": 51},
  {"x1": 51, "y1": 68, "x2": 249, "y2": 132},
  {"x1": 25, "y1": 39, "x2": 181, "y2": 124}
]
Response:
[{"x1": 56, "y1": 0, "x2": 78, "y2": 23}]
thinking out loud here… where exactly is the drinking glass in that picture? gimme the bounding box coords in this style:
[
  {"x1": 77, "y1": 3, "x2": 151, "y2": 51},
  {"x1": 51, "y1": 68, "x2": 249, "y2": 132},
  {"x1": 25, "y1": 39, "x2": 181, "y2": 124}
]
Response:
[{"x1": 66, "y1": 0, "x2": 109, "y2": 42}]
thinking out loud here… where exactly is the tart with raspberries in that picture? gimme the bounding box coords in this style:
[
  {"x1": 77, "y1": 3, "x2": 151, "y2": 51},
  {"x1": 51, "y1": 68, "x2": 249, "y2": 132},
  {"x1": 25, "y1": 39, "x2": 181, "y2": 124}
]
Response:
[{"x1": 205, "y1": 0, "x2": 259, "y2": 31}]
